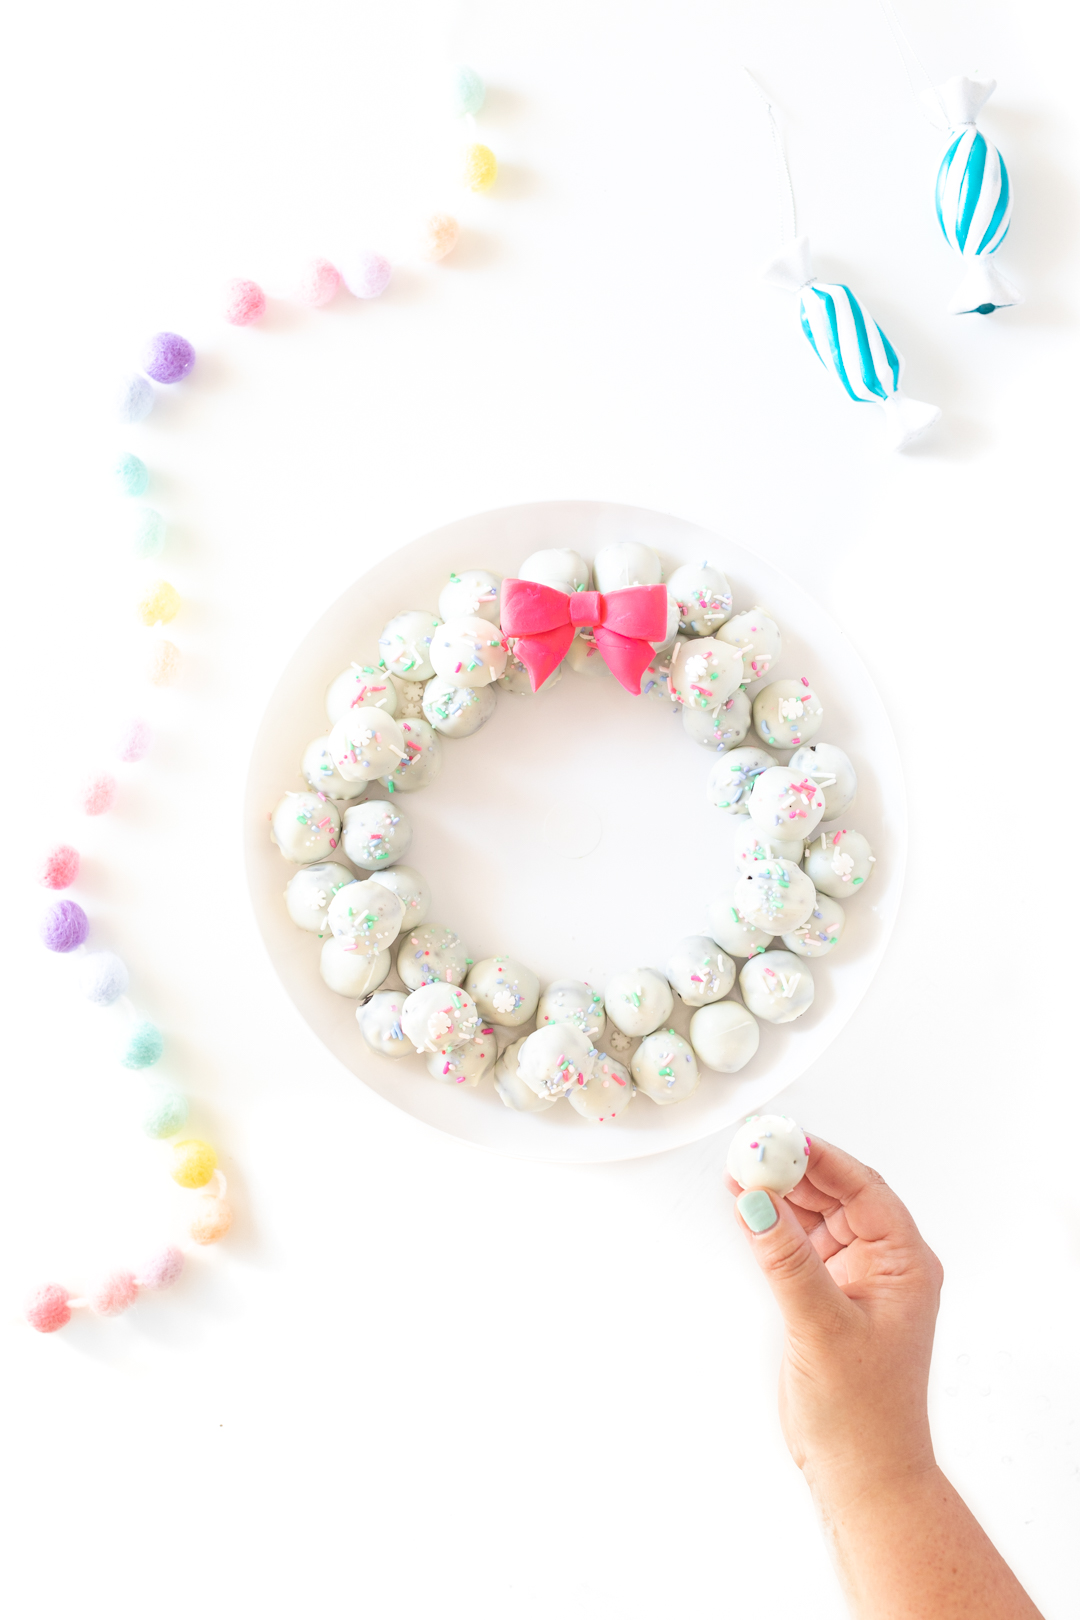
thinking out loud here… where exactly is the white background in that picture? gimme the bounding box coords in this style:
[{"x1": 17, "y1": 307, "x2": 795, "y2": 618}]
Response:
[{"x1": 1, "y1": 2, "x2": 1077, "y2": 1615}]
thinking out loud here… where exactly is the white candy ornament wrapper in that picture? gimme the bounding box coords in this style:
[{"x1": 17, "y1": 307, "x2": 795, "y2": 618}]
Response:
[
  {"x1": 929, "y1": 76, "x2": 1020, "y2": 316},
  {"x1": 764, "y1": 236, "x2": 940, "y2": 452}
]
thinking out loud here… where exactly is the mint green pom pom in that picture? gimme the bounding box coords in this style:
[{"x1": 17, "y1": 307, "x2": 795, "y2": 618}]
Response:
[
  {"x1": 131, "y1": 508, "x2": 165, "y2": 559},
  {"x1": 122, "y1": 1019, "x2": 163, "y2": 1069},
  {"x1": 115, "y1": 452, "x2": 149, "y2": 497},
  {"x1": 143, "y1": 1089, "x2": 188, "y2": 1138},
  {"x1": 453, "y1": 64, "x2": 485, "y2": 116}
]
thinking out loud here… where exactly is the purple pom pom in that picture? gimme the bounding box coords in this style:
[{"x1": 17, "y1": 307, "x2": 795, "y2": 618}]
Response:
[
  {"x1": 41, "y1": 899, "x2": 89, "y2": 953},
  {"x1": 143, "y1": 332, "x2": 195, "y2": 385}
]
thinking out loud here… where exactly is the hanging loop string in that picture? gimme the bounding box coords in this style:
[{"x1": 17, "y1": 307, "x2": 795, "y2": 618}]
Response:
[{"x1": 742, "y1": 69, "x2": 797, "y2": 247}]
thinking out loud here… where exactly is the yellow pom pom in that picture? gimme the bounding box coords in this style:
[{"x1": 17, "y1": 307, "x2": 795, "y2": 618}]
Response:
[
  {"x1": 171, "y1": 1139, "x2": 217, "y2": 1188},
  {"x1": 421, "y1": 212, "x2": 459, "y2": 262},
  {"x1": 463, "y1": 143, "x2": 497, "y2": 192},
  {"x1": 147, "y1": 639, "x2": 181, "y2": 686},
  {"x1": 190, "y1": 1195, "x2": 233, "y2": 1245},
  {"x1": 137, "y1": 579, "x2": 180, "y2": 627}
]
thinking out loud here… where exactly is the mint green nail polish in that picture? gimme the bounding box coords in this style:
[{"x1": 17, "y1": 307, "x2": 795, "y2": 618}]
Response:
[{"x1": 737, "y1": 1189, "x2": 778, "y2": 1232}]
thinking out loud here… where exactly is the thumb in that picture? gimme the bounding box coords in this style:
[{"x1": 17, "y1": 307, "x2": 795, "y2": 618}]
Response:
[{"x1": 734, "y1": 1188, "x2": 851, "y2": 1332}]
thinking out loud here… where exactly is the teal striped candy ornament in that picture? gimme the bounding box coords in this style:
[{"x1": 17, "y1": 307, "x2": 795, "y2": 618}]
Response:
[{"x1": 930, "y1": 75, "x2": 1021, "y2": 316}]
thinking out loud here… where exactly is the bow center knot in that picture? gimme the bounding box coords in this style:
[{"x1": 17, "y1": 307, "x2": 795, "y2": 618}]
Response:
[{"x1": 569, "y1": 590, "x2": 604, "y2": 628}]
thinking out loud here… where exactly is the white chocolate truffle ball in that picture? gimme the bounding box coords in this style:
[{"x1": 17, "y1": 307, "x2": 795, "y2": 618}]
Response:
[
  {"x1": 733, "y1": 819, "x2": 806, "y2": 870},
  {"x1": 639, "y1": 645, "x2": 678, "y2": 700},
  {"x1": 438, "y1": 568, "x2": 502, "y2": 626},
  {"x1": 378, "y1": 609, "x2": 442, "y2": 681},
  {"x1": 357, "y1": 990, "x2": 411, "y2": 1058},
  {"x1": 689, "y1": 1002, "x2": 760, "y2": 1073},
  {"x1": 753, "y1": 678, "x2": 825, "y2": 749},
  {"x1": 400, "y1": 983, "x2": 479, "y2": 1053},
  {"x1": 429, "y1": 614, "x2": 507, "y2": 688},
  {"x1": 426, "y1": 1028, "x2": 497, "y2": 1087},
  {"x1": 379, "y1": 717, "x2": 442, "y2": 793},
  {"x1": 465, "y1": 956, "x2": 540, "y2": 1027},
  {"x1": 284, "y1": 861, "x2": 354, "y2": 934},
  {"x1": 517, "y1": 547, "x2": 590, "y2": 594},
  {"x1": 789, "y1": 743, "x2": 858, "y2": 823},
  {"x1": 517, "y1": 1022, "x2": 595, "y2": 1101},
  {"x1": 782, "y1": 892, "x2": 846, "y2": 958},
  {"x1": 302, "y1": 736, "x2": 365, "y2": 802},
  {"x1": 536, "y1": 980, "x2": 605, "y2": 1042},
  {"x1": 631, "y1": 1029, "x2": 700, "y2": 1106},
  {"x1": 497, "y1": 649, "x2": 562, "y2": 696},
  {"x1": 683, "y1": 689, "x2": 751, "y2": 750},
  {"x1": 735, "y1": 859, "x2": 816, "y2": 936},
  {"x1": 327, "y1": 878, "x2": 406, "y2": 958},
  {"x1": 422, "y1": 676, "x2": 497, "y2": 738},
  {"x1": 669, "y1": 636, "x2": 744, "y2": 713},
  {"x1": 727, "y1": 1113, "x2": 810, "y2": 1195},
  {"x1": 592, "y1": 540, "x2": 663, "y2": 592},
  {"x1": 706, "y1": 898, "x2": 772, "y2": 959},
  {"x1": 666, "y1": 561, "x2": 733, "y2": 634},
  {"x1": 666, "y1": 935, "x2": 735, "y2": 1007},
  {"x1": 718, "y1": 607, "x2": 782, "y2": 683},
  {"x1": 706, "y1": 747, "x2": 778, "y2": 814},
  {"x1": 368, "y1": 864, "x2": 430, "y2": 927},
  {"x1": 271, "y1": 791, "x2": 342, "y2": 862},
  {"x1": 566, "y1": 630, "x2": 611, "y2": 677},
  {"x1": 397, "y1": 924, "x2": 469, "y2": 990},
  {"x1": 604, "y1": 968, "x2": 674, "y2": 1037},
  {"x1": 328, "y1": 706, "x2": 407, "y2": 784},
  {"x1": 319, "y1": 938, "x2": 391, "y2": 999},
  {"x1": 341, "y1": 800, "x2": 412, "y2": 869},
  {"x1": 392, "y1": 676, "x2": 425, "y2": 718},
  {"x1": 739, "y1": 952, "x2": 815, "y2": 1024},
  {"x1": 567, "y1": 1052, "x2": 634, "y2": 1121},
  {"x1": 650, "y1": 591, "x2": 681, "y2": 653},
  {"x1": 748, "y1": 765, "x2": 826, "y2": 841},
  {"x1": 494, "y1": 1036, "x2": 557, "y2": 1113},
  {"x1": 325, "y1": 663, "x2": 397, "y2": 726},
  {"x1": 804, "y1": 828, "x2": 875, "y2": 899}
]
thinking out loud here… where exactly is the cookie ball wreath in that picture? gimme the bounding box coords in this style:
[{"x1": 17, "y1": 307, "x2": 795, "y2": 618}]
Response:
[{"x1": 270, "y1": 541, "x2": 876, "y2": 1125}]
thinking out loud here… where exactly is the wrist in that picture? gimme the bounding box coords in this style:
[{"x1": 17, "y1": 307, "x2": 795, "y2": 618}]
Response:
[{"x1": 803, "y1": 1442, "x2": 939, "y2": 1521}]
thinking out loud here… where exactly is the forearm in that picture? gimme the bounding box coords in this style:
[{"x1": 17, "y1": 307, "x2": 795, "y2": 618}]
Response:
[{"x1": 809, "y1": 1463, "x2": 1044, "y2": 1620}]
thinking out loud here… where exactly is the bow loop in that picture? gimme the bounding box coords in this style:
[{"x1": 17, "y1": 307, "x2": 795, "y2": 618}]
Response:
[{"x1": 500, "y1": 578, "x2": 667, "y2": 694}]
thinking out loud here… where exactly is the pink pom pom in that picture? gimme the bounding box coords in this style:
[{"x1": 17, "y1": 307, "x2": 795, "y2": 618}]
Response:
[
  {"x1": 90, "y1": 1271, "x2": 139, "y2": 1317},
  {"x1": 79, "y1": 772, "x2": 118, "y2": 817},
  {"x1": 135, "y1": 1246, "x2": 184, "y2": 1291},
  {"x1": 296, "y1": 257, "x2": 341, "y2": 307},
  {"x1": 38, "y1": 843, "x2": 80, "y2": 889},
  {"x1": 118, "y1": 719, "x2": 152, "y2": 763},
  {"x1": 26, "y1": 1284, "x2": 71, "y2": 1333},
  {"x1": 224, "y1": 278, "x2": 267, "y2": 326}
]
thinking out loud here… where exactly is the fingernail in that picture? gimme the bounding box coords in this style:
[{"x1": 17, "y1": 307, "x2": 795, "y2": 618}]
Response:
[{"x1": 737, "y1": 1189, "x2": 778, "y2": 1233}]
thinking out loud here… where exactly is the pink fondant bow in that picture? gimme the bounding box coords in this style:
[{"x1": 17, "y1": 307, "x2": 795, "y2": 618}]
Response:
[{"x1": 499, "y1": 579, "x2": 669, "y2": 694}]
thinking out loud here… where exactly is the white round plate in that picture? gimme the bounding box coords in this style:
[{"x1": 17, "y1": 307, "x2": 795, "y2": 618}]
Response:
[{"x1": 245, "y1": 501, "x2": 905, "y2": 1164}]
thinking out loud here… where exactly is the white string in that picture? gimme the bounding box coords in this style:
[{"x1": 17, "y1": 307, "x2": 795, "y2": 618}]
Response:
[
  {"x1": 875, "y1": 0, "x2": 949, "y2": 127},
  {"x1": 742, "y1": 69, "x2": 797, "y2": 246}
]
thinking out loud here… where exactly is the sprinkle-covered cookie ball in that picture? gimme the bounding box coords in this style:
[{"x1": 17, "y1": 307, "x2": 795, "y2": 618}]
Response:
[
  {"x1": 804, "y1": 828, "x2": 875, "y2": 899},
  {"x1": 271, "y1": 792, "x2": 341, "y2": 861},
  {"x1": 392, "y1": 677, "x2": 425, "y2": 719},
  {"x1": 465, "y1": 956, "x2": 540, "y2": 1027},
  {"x1": 400, "y1": 983, "x2": 479, "y2": 1052},
  {"x1": 328, "y1": 706, "x2": 407, "y2": 784},
  {"x1": 498, "y1": 649, "x2": 562, "y2": 696},
  {"x1": 398, "y1": 924, "x2": 469, "y2": 989},
  {"x1": 494, "y1": 1036, "x2": 557, "y2": 1113},
  {"x1": 368, "y1": 864, "x2": 431, "y2": 928},
  {"x1": 706, "y1": 898, "x2": 771, "y2": 959},
  {"x1": 706, "y1": 746, "x2": 777, "y2": 814},
  {"x1": 727, "y1": 1113, "x2": 810, "y2": 1196},
  {"x1": 739, "y1": 952, "x2": 815, "y2": 1024},
  {"x1": 789, "y1": 743, "x2": 858, "y2": 823},
  {"x1": 666, "y1": 561, "x2": 733, "y2": 635},
  {"x1": 319, "y1": 939, "x2": 391, "y2": 999},
  {"x1": 284, "y1": 861, "x2": 354, "y2": 934},
  {"x1": 736, "y1": 859, "x2": 816, "y2": 935},
  {"x1": 669, "y1": 637, "x2": 744, "y2": 712},
  {"x1": 422, "y1": 676, "x2": 497, "y2": 738},
  {"x1": 718, "y1": 607, "x2": 782, "y2": 683},
  {"x1": 748, "y1": 766, "x2": 826, "y2": 840},
  {"x1": 536, "y1": 980, "x2": 605, "y2": 1042},
  {"x1": 566, "y1": 631, "x2": 611, "y2": 677},
  {"x1": 325, "y1": 664, "x2": 397, "y2": 725},
  {"x1": 429, "y1": 615, "x2": 507, "y2": 688},
  {"x1": 593, "y1": 540, "x2": 663, "y2": 592},
  {"x1": 753, "y1": 678, "x2": 824, "y2": 749},
  {"x1": 639, "y1": 646, "x2": 677, "y2": 699},
  {"x1": 379, "y1": 610, "x2": 442, "y2": 681},
  {"x1": 438, "y1": 569, "x2": 502, "y2": 626},
  {"x1": 650, "y1": 592, "x2": 681, "y2": 652},
  {"x1": 427, "y1": 1028, "x2": 497, "y2": 1086},
  {"x1": 302, "y1": 736, "x2": 365, "y2": 801},
  {"x1": 327, "y1": 879, "x2": 406, "y2": 958},
  {"x1": 683, "y1": 689, "x2": 751, "y2": 750},
  {"x1": 604, "y1": 967, "x2": 674, "y2": 1037},
  {"x1": 566, "y1": 1052, "x2": 634, "y2": 1121},
  {"x1": 517, "y1": 1022, "x2": 595, "y2": 1102},
  {"x1": 782, "y1": 892, "x2": 846, "y2": 958},
  {"x1": 357, "y1": 990, "x2": 412, "y2": 1059},
  {"x1": 733, "y1": 819, "x2": 806, "y2": 870},
  {"x1": 689, "y1": 1002, "x2": 760, "y2": 1073},
  {"x1": 341, "y1": 800, "x2": 412, "y2": 869},
  {"x1": 380, "y1": 717, "x2": 442, "y2": 793},
  {"x1": 517, "y1": 548, "x2": 590, "y2": 594},
  {"x1": 631, "y1": 1029, "x2": 700, "y2": 1105},
  {"x1": 666, "y1": 935, "x2": 736, "y2": 1007}
]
